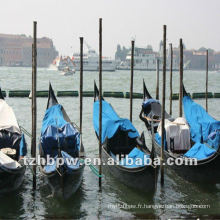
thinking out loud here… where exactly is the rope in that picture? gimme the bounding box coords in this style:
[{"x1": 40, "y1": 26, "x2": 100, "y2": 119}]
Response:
[
  {"x1": 79, "y1": 159, "x2": 103, "y2": 178},
  {"x1": 19, "y1": 126, "x2": 32, "y2": 138}
]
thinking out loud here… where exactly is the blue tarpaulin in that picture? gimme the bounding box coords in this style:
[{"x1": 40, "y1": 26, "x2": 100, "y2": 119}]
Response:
[
  {"x1": 41, "y1": 104, "x2": 80, "y2": 157},
  {"x1": 41, "y1": 104, "x2": 67, "y2": 134},
  {"x1": 142, "y1": 99, "x2": 159, "y2": 109},
  {"x1": 110, "y1": 147, "x2": 150, "y2": 168},
  {"x1": 155, "y1": 133, "x2": 167, "y2": 150},
  {"x1": 19, "y1": 134, "x2": 27, "y2": 156},
  {"x1": 184, "y1": 142, "x2": 216, "y2": 160},
  {"x1": 183, "y1": 96, "x2": 220, "y2": 151},
  {"x1": 93, "y1": 100, "x2": 139, "y2": 143},
  {"x1": 43, "y1": 151, "x2": 80, "y2": 174}
]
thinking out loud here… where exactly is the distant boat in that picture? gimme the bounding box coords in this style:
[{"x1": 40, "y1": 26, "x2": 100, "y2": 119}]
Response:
[
  {"x1": 210, "y1": 70, "x2": 220, "y2": 74},
  {"x1": 60, "y1": 66, "x2": 75, "y2": 76},
  {"x1": 72, "y1": 47, "x2": 116, "y2": 72},
  {"x1": 56, "y1": 56, "x2": 75, "y2": 71},
  {"x1": 0, "y1": 88, "x2": 27, "y2": 193}
]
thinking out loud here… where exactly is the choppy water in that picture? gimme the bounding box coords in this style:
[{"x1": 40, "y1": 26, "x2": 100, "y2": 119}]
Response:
[{"x1": 0, "y1": 67, "x2": 219, "y2": 219}]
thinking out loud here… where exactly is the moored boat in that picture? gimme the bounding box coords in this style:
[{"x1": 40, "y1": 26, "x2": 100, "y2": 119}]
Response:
[
  {"x1": 0, "y1": 88, "x2": 27, "y2": 193},
  {"x1": 139, "y1": 81, "x2": 220, "y2": 183},
  {"x1": 93, "y1": 82, "x2": 158, "y2": 194},
  {"x1": 39, "y1": 84, "x2": 85, "y2": 199}
]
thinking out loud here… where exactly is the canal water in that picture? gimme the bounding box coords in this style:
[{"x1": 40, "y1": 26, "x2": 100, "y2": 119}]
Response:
[{"x1": 0, "y1": 67, "x2": 219, "y2": 219}]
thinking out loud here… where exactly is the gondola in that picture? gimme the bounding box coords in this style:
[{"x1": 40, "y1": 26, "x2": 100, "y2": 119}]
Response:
[
  {"x1": 93, "y1": 82, "x2": 158, "y2": 194},
  {"x1": 39, "y1": 84, "x2": 85, "y2": 199},
  {"x1": 139, "y1": 80, "x2": 220, "y2": 183},
  {"x1": 0, "y1": 88, "x2": 27, "y2": 193}
]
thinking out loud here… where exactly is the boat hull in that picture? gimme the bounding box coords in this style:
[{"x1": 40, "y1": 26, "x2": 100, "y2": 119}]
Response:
[
  {"x1": 41, "y1": 164, "x2": 85, "y2": 199},
  {"x1": 102, "y1": 146, "x2": 158, "y2": 194},
  {"x1": 0, "y1": 165, "x2": 26, "y2": 193},
  {"x1": 149, "y1": 131, "x2": 220, "y2": 184},
  {"x1": 61, "y1": 71, "x2": 75, "y2": 76}
]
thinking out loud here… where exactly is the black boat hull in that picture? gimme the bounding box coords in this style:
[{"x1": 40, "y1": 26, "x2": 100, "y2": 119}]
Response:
[
  {"x1": 40, "y1": 83, "x2": 85, "y2": 199},
  {"x1": 141, "y1": 81, "x2": 220, "y2": 184},
  {"x1": 41, "y1": 164, "x2": 85, "y2": 199},
  {"x1": 0, "y1": 165, "x2": 26, "y2": 193},
  {"x1": 149, "y1": 130, "x2": 220, "y2": 184},
  {"x1": 102, "y1": 146, "x2": 158, "y2": 194}
]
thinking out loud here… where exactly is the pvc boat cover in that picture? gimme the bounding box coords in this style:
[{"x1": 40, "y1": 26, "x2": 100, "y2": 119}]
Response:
[
  {"x1": 41, "y1": 104, "x2": 80, "y2": 158},
  {"x1": 110, "y1": 147, "x2": 150, "y2": 168},
  {"x1": 93, "y1": 100, "x2": 139, "y2": 144},
  {"x1": 157, "y1": 117, "x2": 191, "y2": 151},
  {"x1": 0, "y1": 99, "x2": 27, "y2": 158},
  {"x1": 43, "y1": 151, "x2": 80, "y2": 173},
  {"x1": 0, "y1": 99, "x2": 20, "y2": 133},
  {"x1": 183, "y1": 96, "x2": 220, "y2": 160},
  {"x1": 142, "y1": 99, "x2": 170, "y2": 119},
  {"x1": 149, "y1": 96, "x2": 220, "y2": 160}
]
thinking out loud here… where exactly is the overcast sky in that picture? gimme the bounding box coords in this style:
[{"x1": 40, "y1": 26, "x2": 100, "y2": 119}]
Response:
[{"x1": 1, "y1": 0, "x2": 220, "y2": 57}]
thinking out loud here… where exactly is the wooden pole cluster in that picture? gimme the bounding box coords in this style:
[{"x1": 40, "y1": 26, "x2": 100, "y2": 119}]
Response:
[
  {"x1": 169, "y1": 43, "x2": 173, "y2": 115},
  {"x1": 98, "y1": 18, "x2": 102, "y2": 189},
  {"x1": 161, "y1": 25, "x2": 166, "y2": 186},
  {"x1": 206, "y1": 49, "x2": 208, "y2": 112},
  {"x1": 156, "y1": 59, "x2": 160, "y2": 100},
  {"x1": 79, "y1": 37, "x2": 83, "y2": 145},
  {"x1": 130, "y1": 40, "x2": 135, "y2": 122},
  {"x1": 31, "y1": 21, "x2": 37, "y2": 190},
  {"x1": 179, "y1": 39, "x2": 183, "y2": 117}
]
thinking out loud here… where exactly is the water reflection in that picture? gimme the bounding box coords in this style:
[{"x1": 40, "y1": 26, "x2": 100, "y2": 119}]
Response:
[{"x1": 39, "y1": 177, "x2": 87, "y2": 219}]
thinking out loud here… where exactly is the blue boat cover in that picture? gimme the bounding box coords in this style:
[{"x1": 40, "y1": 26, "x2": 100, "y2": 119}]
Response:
[
  {"x1": 41, "y1": 104, "x2": 80, "y2": 157},
  {"x1": 19, "y1": 134, "x2": 27, "y2": 156},
  {"x1": 183, "y1": 96, "x2": 220, "y2": 151},
  {"x1": 93, "y1": 100, "x2": 139, "y2": 143},
  {"x1": 142, "y1": 99, "x2": 160, "y2": 109},
  {"x1": 184, "y1": 142, "x2": 216, "y2": 160},
  {"x1": 155, "y1": 133, "x2": 167, "y2": 150},
  {"x1": 43, "y1": 151, "x2": 80, "y2": 174},
  {"x1": 110, "y1": 147, "x2": 150, "y2": 168},
  {"x1": 61, "y1": 151, "x2": 80, "y2": 170}
]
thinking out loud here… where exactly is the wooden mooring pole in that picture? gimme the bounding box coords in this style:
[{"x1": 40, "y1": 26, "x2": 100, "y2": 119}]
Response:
[
  {"x1": 31, "y1": 21, "x2": 37, "y2": 190},
  {"x1": 156, "y1": 59, "x2": 160, "y2": 100},
  {"x1": 169, "y1": 43, "x2": 173, "y2": 115},
  {"x1": 206, "y1": 49, "x2": 208, "y2": 112},
  {"x1": 98, "y1": 18, "x2": 102, "y2": 189},
  {"x1": 179, "y1": 39, "x2": 183, "y2": 117},
  {"x1": 79, "y1": 37, "x2": 83, "y2": 147},
  {"x1": 161, "y1": 25, "x2": 166, "y2": 186},
  {"x1": 130, "y1": 40, "x2": 135, "y2": 122}
]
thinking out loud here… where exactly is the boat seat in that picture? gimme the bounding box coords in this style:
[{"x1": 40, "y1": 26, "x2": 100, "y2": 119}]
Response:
[
  {"x1": 0, "y1": 148, "x2": 17, "y2": 160},
  {"x1": 0, "y1": 151, "x2": 20, "y2": 169},
  {"x1": 106, "y1": 130, "x2": 136, "y2": 156}
]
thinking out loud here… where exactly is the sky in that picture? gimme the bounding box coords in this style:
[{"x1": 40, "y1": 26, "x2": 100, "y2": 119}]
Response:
[{"x1": 0, "y1": 0, "x2": 220, "y2": 57}]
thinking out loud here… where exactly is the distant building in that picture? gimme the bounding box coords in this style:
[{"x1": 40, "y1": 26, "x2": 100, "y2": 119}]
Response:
[
  {"x1": 0, "y1": 34, "x2": 58, "y2": 67},
  {"x1": 115, "y1": 42, "x2": 220, "y2": 70},
  {"x1": 172, "y1": 47, "x2": 220, "y2": 70}
]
